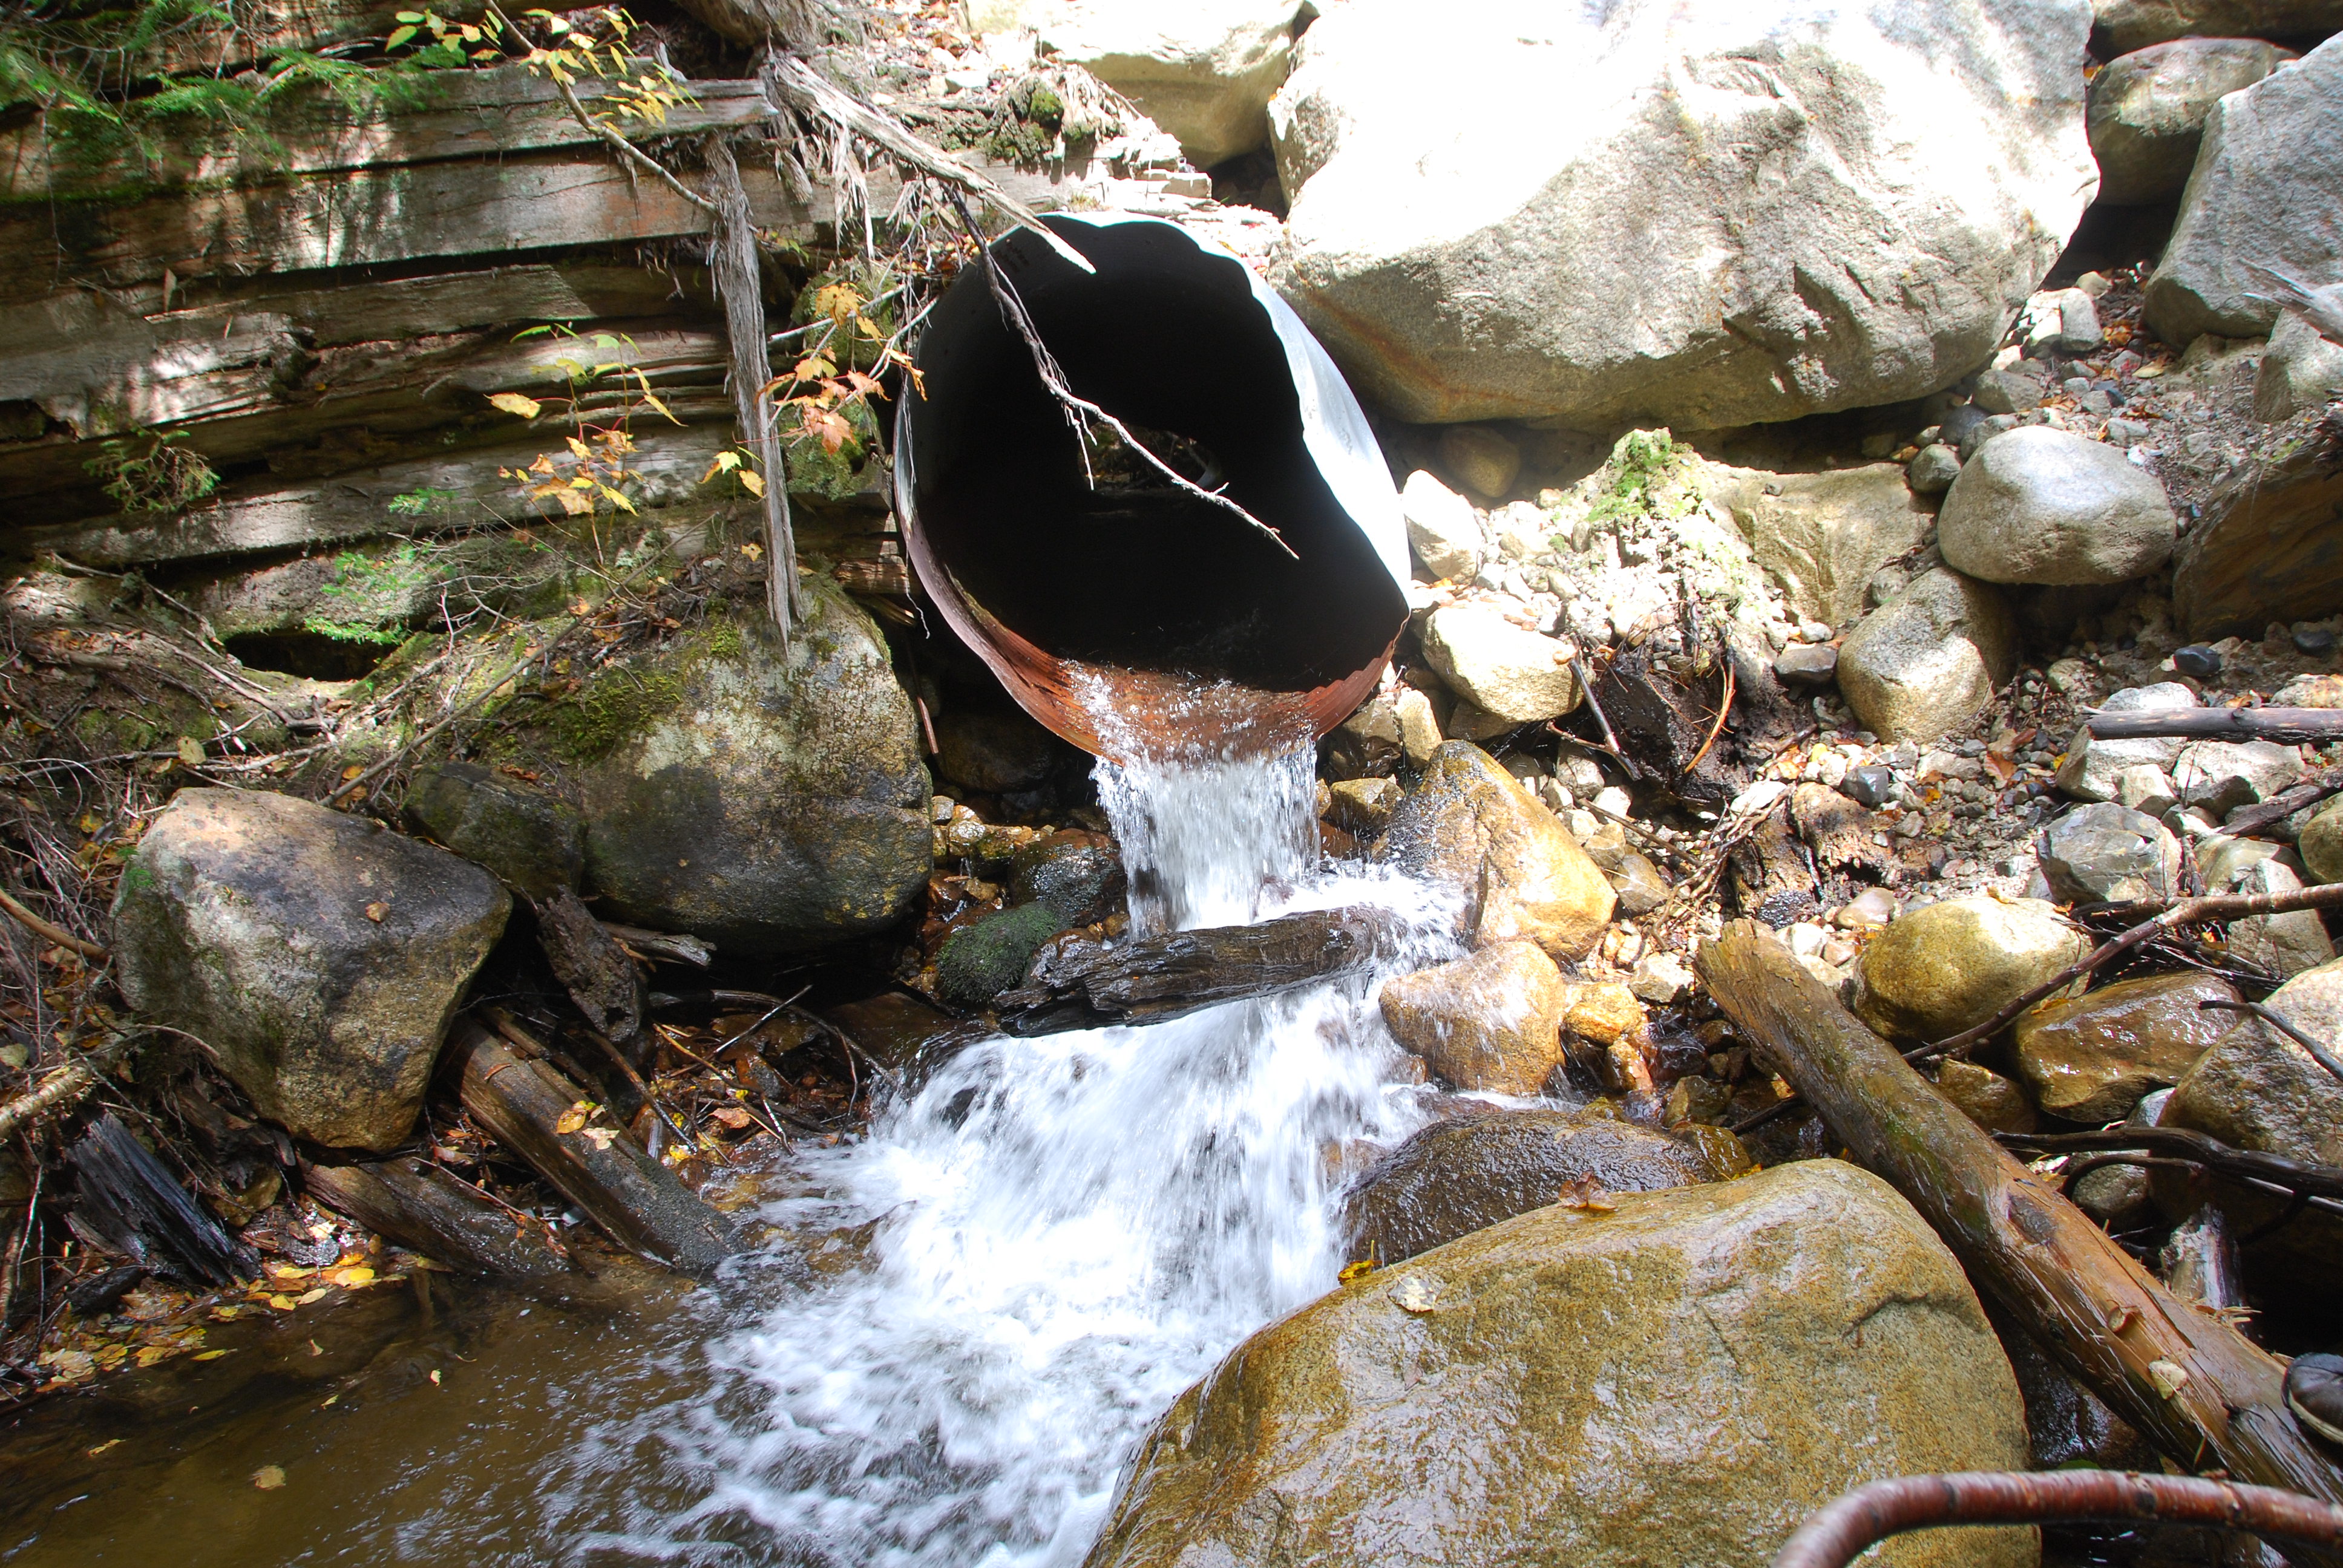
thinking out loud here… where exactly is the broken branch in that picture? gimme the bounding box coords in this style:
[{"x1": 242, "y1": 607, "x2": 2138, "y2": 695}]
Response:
[{"x1": 0, "y1": 887, "x2": 105, "y2": 959}]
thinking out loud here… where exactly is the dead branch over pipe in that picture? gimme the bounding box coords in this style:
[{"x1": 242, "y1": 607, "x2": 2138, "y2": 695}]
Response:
[
  {"x1": 2088, "y1": 707, "x2": 2343, "y2": 745},
  {"x1": 1773, "y1": 1471, "x2": 2343, "y2": 1568},
  {"x1": 1696, "y1": 921, "x2": 2343, "y2": 1520}
]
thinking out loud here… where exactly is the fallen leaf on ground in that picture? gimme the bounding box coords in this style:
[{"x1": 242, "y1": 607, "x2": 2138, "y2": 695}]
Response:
[
  {"x1": 85, "y1": 1439, "x2": 121, "y2": 1457},
  {"x1": 252, "y1": 1465, "x2": 286, "y2": 1491}
]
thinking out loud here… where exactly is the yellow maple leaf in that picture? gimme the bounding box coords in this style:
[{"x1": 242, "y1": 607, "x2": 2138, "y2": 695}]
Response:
[{"x1": 487, "y1": 392, "x2": 542, "y2": 419}]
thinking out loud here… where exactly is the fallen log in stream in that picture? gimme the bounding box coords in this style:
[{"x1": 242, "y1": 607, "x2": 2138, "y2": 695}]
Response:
[
  {"x1": 447, "y1": 1019, "x2": 737, "y2": 1276},
  {"x1": 1697, "y1": 921, "x2": 2343, "y2": 1523},
  {"x1": 993, "y1": 907, "x2": 1399, "y2": 1036}
]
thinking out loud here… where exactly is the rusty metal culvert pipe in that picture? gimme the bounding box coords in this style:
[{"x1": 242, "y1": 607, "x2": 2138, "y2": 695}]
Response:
[{"x1": 896, "y1": 213, "x2": 1409, "y2": 760}]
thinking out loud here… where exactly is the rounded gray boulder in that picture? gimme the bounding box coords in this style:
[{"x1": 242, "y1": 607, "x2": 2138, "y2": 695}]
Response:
[{"x1": 1938, "y1": 426, "x2": 2177, "y2": 586}]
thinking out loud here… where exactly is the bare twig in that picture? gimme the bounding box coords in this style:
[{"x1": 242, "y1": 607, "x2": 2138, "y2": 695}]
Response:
[
  {"x1": 706, "y1": 136, "x2": 801, "y2": 638},
  {"x1": 2199, "y1": 998, "x2": 2343, "y2": 1088},
  {"x1": 2224, "y1": 767, "x2": 2343, "y2": 840},
  {"x1": 2089, "y1": 707, "x2": 2343, "y2": 745},
  {"x1": 761, "y1": 53, "x2": 1095, "y2": 274},
  {"x1": 1999, "y1": 1125, "x2": 2343, "y2": 1210},
  {"x1": 1774, "y1": 1472, "x2": 2343, "y2": 1568},
  {"x1": 0, "y1": 888, "x2": 104, "y2": 960}
]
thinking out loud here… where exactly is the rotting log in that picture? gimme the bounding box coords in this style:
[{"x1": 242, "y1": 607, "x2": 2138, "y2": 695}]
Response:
[
  {"x1": 65, "y1": 1112, "x2": 251, "y2": 1287},
  {"x1": 1697, "y1": 921, "x2": 2343, "y2": 1520},
  {"x1": 448, "y1": 1019, "x2": 736, "y2": 1275},
  {"x1": 532, "y1": 888, "x2": 649, "y2": 1056},
  {"x1": 302, "y1": 1155, "x2": 575, "y2": 1279},
  {"x1": 994, "y1": 907, "x2": 1398, "y2": 1035},
  {"x1": 2088, "y1": 707, "x2": 2343, "y2": 745}
]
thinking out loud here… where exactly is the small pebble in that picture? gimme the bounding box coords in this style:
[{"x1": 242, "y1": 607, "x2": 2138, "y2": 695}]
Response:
[
  {"x1": 2172, "y1": 644, "x2": 2223, "y2": 679},
  {"x1": 1841, "y1": 764, "x2": 1898, "y2": 810},
  {"x1": 2295, "y1": 626, "x2": 2336, "y2": 657},
  {"x1": 1774, "y1": 644, "x2": 1840, "y2": 686}
]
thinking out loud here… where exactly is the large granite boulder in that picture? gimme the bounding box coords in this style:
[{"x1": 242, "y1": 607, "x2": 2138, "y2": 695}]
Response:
[
  {"x1": 1852, "y1": 895, "x2": 2088, "y2": 1042},
  {"x1": 2013, "y1": 971, "x2": 2236, "y2": 1122},
  {"x1": 2253, "y1": 307, "x2": 2343, "y2": 422},
  {"x1": 2144, "y1": 37, "x2": 2343, "y2": 348},
  {"x1": 1937, "y1": 427, "x2": 2177, "y2": 586},
  {"x1": 1374, "y1": 742, "x2": 1615, "y2": 959},
  {"x1": 1706, "y1": 462, "x2": 1932, "y2": 632},
  {"x1": 1263, "y1": 0, "x2": 2096, "y2": 431},
  {"x1": 1837, "y1": 567, "x2": 2020, "y2": 743},
  {"x1": 1343, "y1": 1105, "x2": 1748, "y2": 1264},
  {"x1": 1378, "y1": 939, "x2": 1568, "y2": 1096},
  {"x1": 112, "y1": 788, "x2": 511, "y2": 1151},
  {"x1": 1085, "y1": 1161, "x2": 2034, "y2": 1568},
  {"x1": 2173, "y1": 420, "x2": 2343, "y2": 640},
  {"x1": 2092, "y1": 0, "x2": 2343, "y2": 54},
  {"x1": 2086, "y1": 39, "x2": 2293, "y2": 206},
  {"x1": 1038, "y1": 0, "x2": 1299, "y2": 166},
  {"x1": 2162, "y1": 956, "x2": 2343, "y2": 1296},
  {"x1": 536, "y1": 584, "x2": 932, "y2": 953}
]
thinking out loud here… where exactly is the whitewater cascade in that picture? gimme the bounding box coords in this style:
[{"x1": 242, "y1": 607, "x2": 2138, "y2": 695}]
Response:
[{"x1": 569, "y1": 702, "x2": 1448, "y2": 1566}]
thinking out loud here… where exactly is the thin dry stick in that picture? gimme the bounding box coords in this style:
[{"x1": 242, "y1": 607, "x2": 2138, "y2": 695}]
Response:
[
  {"x1": 2201, "y1": 997, "x2": 2343, "y2": 1088},
  {"x1": 946, "y1": 194, "x2": 1299, "y2": 561},
  {"x1": 1914, "y1": 881, "x2": 2343, "y2": 1063},
  {"x1": 762, "y1": 53, "x2": 1095, "y2": 275},
  {"x1": 0, "y1": 888, "x2": 104, "y2": 960}
]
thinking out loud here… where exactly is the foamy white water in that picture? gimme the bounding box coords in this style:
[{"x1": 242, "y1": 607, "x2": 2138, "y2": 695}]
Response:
[{"x1": 552, "y1": 705, "x2": 1455, "y2": 1567}]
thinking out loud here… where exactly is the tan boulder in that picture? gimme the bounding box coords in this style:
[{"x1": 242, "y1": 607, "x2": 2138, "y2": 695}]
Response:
[
  {"x1": 1378, "y1": 940, "x2": 1567, "y2": 1095},
  {"x1": 1374, "y1": 741, "x2": 1616, "y2": 959},
  {"x1": 1935, "y1": 1058, "x2": 2038, "y2": 1134},
  {"x1": 2163, "y1": 956, "x2": 2343, "y2": 1297},
  {"x1": 1086, "y1": 1161, "x2": 2034, "y2": 1568},
  {"x1": 1345, "y1": 1105, "x2": 1748, "y2": 1264},
  {"x1": 2013, "y1": 971, "x2": 2236, "y2": 1123},
  {"x1": 1850, "y1": 895, "x2": 2086, "y2": 1042}
]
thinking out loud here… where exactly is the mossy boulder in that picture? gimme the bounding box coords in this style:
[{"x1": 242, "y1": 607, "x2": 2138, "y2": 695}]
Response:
[
  {"x1": 1008, "y1": 829, "x2": 1125, "y2": 927},
  {"x1": 402, "y1": 762, "x2": 584, "y2": 901},
  {"x1": 936, "y1": 903, "x2": 1070, "y2": 1008},
  {"x1": 530, "y1": 581, "x2": 931, "y2": 953},
  {"x1": 111, "y1": 788, "x2": 511, "y2": 1151}
]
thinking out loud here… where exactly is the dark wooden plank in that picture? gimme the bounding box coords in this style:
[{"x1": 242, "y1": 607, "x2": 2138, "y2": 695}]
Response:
[{"x1": 1696, "y1": 919, "x2": 2343, "y2": 1518}]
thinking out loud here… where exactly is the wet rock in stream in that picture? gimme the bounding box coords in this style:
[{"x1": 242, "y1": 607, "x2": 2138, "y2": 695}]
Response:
[{"x1": 1086, "y1": 1161, "x2": 2033, "y2": 1568}]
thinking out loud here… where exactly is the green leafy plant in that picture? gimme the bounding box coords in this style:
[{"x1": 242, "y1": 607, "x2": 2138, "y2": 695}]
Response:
[{"x1": 85, "y1": 432, "x2": 217, "y2": 514}]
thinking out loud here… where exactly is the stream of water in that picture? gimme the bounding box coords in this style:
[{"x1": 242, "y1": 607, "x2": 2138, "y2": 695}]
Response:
[
  {"x1": 0, "y1": 704, "x2": 1453, "y2": 1567},
  {"x1": 541, "y1": 708, "x2": 1447, "y2": 1566}
]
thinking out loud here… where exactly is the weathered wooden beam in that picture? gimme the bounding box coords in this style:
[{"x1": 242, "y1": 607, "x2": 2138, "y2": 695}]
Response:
[
  {"x1": 302, "y1": 1154, "x2": 576, "y2": 1279},
  {"x1": 120, "y1": 0, "x2": 608, "y2": 80},
  {"x1": 448, "y1": 1018, "x2": 736, "y2": 1275},
  {"x1": 165, "y1": 262, "x2": 712, "y2": 346},
  {"x1": 1696, "y1": 920, "x2": 2343, "y2": 1517},
  {"x1": 21, "y1": 422, "x2": 739, "y2": 566},
  {"x1": 0, "y1": 152, "x2": 819, "y2": 296},
  {"x1": 994, "y1": 907, "x2": 1400, "y2": 1035},
  {"x1": 2, "y1": 70, "x2": 774, "y2": 203}
]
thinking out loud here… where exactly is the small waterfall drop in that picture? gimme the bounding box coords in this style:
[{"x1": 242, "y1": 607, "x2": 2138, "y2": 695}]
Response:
[{"x1": 555, "y1": 699, "x2": 1451, "y2": 1567}]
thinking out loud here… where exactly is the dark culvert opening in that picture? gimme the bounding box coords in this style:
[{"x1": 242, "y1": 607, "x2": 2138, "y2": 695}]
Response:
[
  {"x1": 901, "y1": 216, "x2": 1406, "y2": 756},
  {"x1": 221, "y1": 629, "x2": 401, "y2": 682}
]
